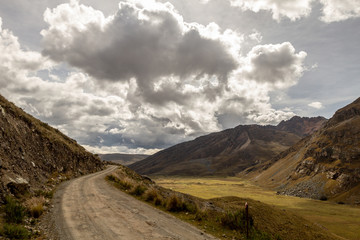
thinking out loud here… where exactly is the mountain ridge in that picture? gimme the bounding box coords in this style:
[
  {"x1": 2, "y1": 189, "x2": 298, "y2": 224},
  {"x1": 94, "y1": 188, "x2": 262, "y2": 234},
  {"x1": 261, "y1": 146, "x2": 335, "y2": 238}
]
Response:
[{"x1": 130, "y1": 116, "x2": 326, "y2": 176}]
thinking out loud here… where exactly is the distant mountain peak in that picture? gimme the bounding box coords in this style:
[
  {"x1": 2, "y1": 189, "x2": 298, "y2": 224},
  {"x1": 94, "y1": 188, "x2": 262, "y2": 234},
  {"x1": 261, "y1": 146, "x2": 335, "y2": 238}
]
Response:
[
  {"x1": 130, "y1": 116, "x2": 326, "y2": 176},
  {"x1": 276, "y1": 115, "x2": 327, "y2": 137}
]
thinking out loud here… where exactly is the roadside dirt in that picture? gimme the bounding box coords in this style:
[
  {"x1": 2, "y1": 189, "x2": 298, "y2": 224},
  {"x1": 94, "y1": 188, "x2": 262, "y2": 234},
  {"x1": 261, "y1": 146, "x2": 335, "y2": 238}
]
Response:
[{"x1": 41, "y1": 165, "x2": 217, "y2": 240}]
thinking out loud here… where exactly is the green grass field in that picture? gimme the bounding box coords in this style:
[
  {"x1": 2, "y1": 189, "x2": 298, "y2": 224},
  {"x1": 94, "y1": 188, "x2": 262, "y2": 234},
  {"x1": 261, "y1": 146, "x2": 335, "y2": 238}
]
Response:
[{"x1": 154, "y1": 177, "x2": 360, "y2": 240}]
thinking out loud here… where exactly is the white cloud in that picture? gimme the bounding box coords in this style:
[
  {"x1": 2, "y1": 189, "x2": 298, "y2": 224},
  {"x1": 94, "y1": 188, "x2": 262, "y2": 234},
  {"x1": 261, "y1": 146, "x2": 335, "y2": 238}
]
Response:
[
  {"x1": 320, "y1": 0, "x2": 360, "y2": 22},
  {"x1": 242, "y1": 42, "x2": 307, "y2": 89},
  {"x1": 82, "y1": 144, "x2": 161, "y2": 155},
  {"x1": 308, "y1": 101, "x2": 323, "y2": 109},
  {"x1": 229, "y1": 0, "x2": 314, "y2": 21},
  {"x1": 248, "y1": 29, "x2": 263, "y2": 43},
  {"x1": 0, "y1": 0, "x2": 309, "y2": 154},
  {"x1": 226, "y1": 0, "x2": 360, "y2": 22},
  {"x1": 41, "y1": 0, "x2": 238, "y2": 92}
]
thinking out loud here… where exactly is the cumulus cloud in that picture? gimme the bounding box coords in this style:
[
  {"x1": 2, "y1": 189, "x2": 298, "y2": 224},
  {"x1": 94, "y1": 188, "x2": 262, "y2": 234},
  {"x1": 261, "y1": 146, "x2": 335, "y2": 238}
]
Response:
[
  {"x1": 0, "y1": 0, "x2": 309, "y2": 154},
  {"x1": 320, "y1": 0, "x2": 360, "y2": 22},
  {"x1": 242, "y1": 42, "x2": 307, "y2": 89},
  {"x1": 229, "y1": 0, "x2": 314, "y2": 21},
  {"x1": 308, "y1": 101, "x2": 323, "y2": 109},
  {"x1": 41, "y1": 0, "x2": 238, "y2": 103}
]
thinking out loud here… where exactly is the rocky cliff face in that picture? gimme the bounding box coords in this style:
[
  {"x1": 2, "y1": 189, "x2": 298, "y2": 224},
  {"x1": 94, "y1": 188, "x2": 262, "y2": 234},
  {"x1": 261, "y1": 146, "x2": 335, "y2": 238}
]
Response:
[
  {"x1": 130, "y1": 117, "x2": 325, "y2": 176},
  {"x1": 0, "y1": 95, "x2": 104, "y2": 200},
  {"x1": 254, "y1": 98, "x2": 360, "y2": 204}
]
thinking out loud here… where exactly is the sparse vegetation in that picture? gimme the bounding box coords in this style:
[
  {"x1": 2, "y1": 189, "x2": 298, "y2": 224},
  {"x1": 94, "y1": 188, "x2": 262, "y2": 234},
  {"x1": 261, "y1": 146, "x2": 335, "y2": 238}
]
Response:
[
  {"x1": 166, "y1": 194, "x2": 185, "y2": 212},
  {"x1": 0, "y1": 223, "x2": 30, "y2": 239},
  {"x1": 156, "y1": 177, "x2": 360, "y2": 240},
  {"x1": 3, "y1": 196, "x2": 27, "y2": 224},
  {"x1": 106, "y1": 165, "x2": 290, "y2": 240},
  {"x1": 106, "y1": 175, "x2": 133, "y2": 190},
  {"x1": 144, "y1": 188, "x2": 161, "y2": 203},
  {"x1": 130, "y1": 184, "x2": 147, "y2": 196},
  {"x1": 220, "y1": 210, "x2": 252, "y2": 231},
  {"x1": 25, "y1": 196, "x2": 46, "y2": 218},
  {"x1": 34, "y1": 189, "x2": 54, "y2": 199},
  {"x1": 0, "y1": 196, "x2": 30, "y2": 239}
]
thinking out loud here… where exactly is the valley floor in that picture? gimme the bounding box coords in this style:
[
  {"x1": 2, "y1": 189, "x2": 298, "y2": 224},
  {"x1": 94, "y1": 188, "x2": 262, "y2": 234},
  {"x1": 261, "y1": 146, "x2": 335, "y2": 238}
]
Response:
[
  {"x1": 154, "y1": 177, "x2": 360, "y2": 240},
  {"x1": 41, "y1": 166, "x2": 217, "y2": 240}
]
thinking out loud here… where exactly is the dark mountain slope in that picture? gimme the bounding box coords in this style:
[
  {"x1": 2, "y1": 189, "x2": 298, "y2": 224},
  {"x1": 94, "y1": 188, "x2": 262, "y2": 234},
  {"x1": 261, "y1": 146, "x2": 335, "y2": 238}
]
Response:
[
  {"x1": 254, "y1": 97, "x2": 360, "y2": 204},
  {"x1": 277, "y1": 116, "x2": 326, "y2": 137},
  {"x1": 130, "y1": 116, "x2": 325, "y2": 176},
  {"x1": 0, "y1": 94, "x2": 104, "y2": 200}
]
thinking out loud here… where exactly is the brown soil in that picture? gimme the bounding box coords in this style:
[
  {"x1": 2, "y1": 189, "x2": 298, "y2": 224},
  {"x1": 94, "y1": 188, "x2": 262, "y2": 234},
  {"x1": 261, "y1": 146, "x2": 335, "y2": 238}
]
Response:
[{"x1": 41, "y1": 165, "x2": 217, "y2": 240}]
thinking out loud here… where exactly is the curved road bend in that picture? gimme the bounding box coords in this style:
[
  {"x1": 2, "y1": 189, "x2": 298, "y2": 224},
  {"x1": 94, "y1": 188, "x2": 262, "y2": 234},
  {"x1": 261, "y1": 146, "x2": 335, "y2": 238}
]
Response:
[{"x1": 51, "y1": 165, "x2": 218, "y2": 240}]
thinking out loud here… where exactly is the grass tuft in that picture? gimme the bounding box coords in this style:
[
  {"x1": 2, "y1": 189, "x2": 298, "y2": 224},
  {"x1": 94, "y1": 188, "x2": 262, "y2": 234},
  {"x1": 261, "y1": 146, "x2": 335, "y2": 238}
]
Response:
[
  {"x1": 144, "y1": 188, "x2": 159, "y2": 202},
  {"x1": 130, "y1": 184, "x2": 147, "y2": 196},
  {"x1": 166, "y1": 194, "x2": 185, "y2": 212},
  {"x1": 3, "y1": 196, "x2": 27, "y2": 224},
  {"x1": 25, "y1": 196, "x2": 46, "y2": 218},
  {"x1": 0, "y1": 223, "x2": 30, "y2": 239}
]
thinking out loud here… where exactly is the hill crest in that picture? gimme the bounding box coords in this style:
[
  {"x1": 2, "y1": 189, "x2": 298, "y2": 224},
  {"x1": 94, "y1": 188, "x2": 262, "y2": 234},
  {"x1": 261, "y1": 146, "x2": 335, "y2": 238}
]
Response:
[{"x1": 130, "y1": 116, "x2": 326, "y2": 176}]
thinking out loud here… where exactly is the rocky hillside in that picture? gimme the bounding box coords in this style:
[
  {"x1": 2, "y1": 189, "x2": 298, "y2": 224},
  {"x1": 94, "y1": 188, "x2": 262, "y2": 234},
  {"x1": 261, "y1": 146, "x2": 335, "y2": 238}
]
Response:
[
  {"x1": 98, "y1": 153, "x2": 148, "y2": 166},
  {"x1": 253, "y1": 97, "x2": 360, "y2": 204},
  {"x1": 130, "y1": 117, "x2": 325, "y2": 176},
  {"x1": 0, "y1": 94, "x2": 104, "y2": 200}
]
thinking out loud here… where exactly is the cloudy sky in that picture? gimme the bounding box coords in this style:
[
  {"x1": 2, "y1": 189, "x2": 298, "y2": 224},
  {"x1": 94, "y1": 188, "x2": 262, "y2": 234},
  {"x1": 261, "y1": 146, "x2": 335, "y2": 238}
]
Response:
[{"x1": 0, "y1": 0, "x2": 359, "y2": 154}]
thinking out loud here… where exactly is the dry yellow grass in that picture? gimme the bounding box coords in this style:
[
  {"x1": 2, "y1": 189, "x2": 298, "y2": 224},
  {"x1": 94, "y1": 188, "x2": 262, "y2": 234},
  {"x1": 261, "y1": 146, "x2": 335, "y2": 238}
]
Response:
[
  {"x1": 154, "y1": 176, "x2": 360, "y2": 240},
  {"x1": 24, "y1": 196, "x2": 46, "y2": 218}
]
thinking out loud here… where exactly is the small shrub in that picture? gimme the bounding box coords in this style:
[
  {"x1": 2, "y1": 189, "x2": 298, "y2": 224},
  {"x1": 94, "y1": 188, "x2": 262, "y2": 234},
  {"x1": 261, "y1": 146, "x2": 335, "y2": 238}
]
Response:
[
  {"x1": 29, "y1": 204, "x2": 44, "y2": 218},
  {"x1": 25, "y1": 196, "x2": 46, "y2": 218},
  {"x1": 154, "y1": 194, "x2": 164, "y2": 206},
  {"x1": 166, "y1": 194, "x2": 185, "y2": 212},
  {"x1": 119, "y1": 178, "x2": 134, "y2": 190},
  {"x1": 183, "y1": 201, "x2": 198, "y2": 214},
  {"x1": 220, "y1": 210, "x2": 253, "y2": 231},
  {"x1": 144, "y1": 188, "x2": 159, "y2": 202},
  {"x1": 3, "y1": 196, "x2": 26, "y2": 224},
  {"x1": 34, "y1": 189, "x2": 54, "y2": 199},
  {"x1": 251, "y1": 229, "x2": 273, "y2": 240},
  {"x1": 106, "y1": 175, "x2": 116, "y2": 182},
  {"x1": 1, "y1": 223, "x2": 29, "y2": 239},
  {"x1": 195, "y1": 210, "x2": 208, "y2": 221},
  {"x1": 106, "y1": 175, "x2": 133, "y2": 190},
  {"x1": 130, "y1": 184, "x2": 147, "y2": 196},
  {"x1": 144, "y1": 188, "x2": 164, "y2": 206},
  {"x1": 319, "y1": 196, "x2": 328, "y2": 201}
]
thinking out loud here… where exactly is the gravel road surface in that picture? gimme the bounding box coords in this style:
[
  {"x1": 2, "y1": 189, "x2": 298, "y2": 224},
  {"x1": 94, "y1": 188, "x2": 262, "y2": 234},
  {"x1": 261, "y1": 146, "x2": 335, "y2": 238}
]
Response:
[{"x1": 45, "y1": 165, "x2": 217, "y2": 240}]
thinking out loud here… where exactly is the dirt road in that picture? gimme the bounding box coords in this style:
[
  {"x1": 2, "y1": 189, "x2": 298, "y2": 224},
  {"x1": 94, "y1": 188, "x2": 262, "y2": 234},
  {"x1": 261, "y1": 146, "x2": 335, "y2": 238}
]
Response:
[{"x1": 48, "y1": 165, "x2": 217, "y2": 240}]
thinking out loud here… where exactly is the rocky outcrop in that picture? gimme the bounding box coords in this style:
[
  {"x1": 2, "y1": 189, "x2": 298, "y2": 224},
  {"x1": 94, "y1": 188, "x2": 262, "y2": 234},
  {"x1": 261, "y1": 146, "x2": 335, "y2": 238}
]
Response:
[
  {"x1": 0, "y1": 94, "x2": 104, "y2": 200},
  {"x1": 255, "y1": 97, "x2": 360, "y2": 204}
]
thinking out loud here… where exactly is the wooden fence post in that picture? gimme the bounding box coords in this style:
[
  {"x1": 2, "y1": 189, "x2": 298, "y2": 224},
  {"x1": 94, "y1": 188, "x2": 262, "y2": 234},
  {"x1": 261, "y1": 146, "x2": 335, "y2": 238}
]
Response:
[{"x1": 245, "y1": 202, "x2": 249, "y2": 239}]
